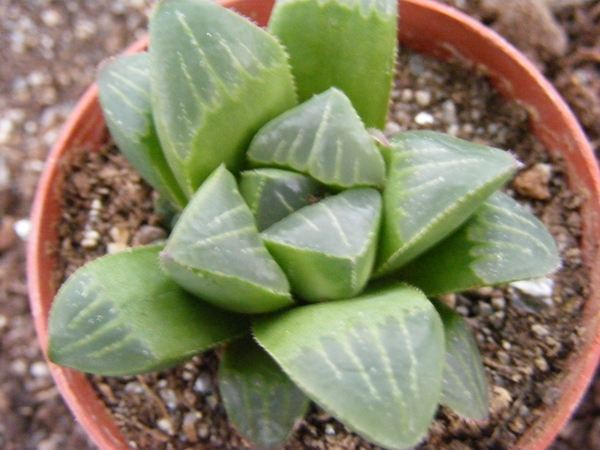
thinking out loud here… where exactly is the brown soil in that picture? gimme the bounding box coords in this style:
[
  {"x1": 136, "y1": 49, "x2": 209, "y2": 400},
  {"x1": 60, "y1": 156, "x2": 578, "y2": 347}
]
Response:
[{"x1": 1, "y1": 1, "x2": 599, "y2": 449}]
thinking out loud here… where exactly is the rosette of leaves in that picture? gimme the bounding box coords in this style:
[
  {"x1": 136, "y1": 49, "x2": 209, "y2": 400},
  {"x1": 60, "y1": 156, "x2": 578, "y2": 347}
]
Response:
[{"x1": 48, "y1": 0, "x2": 560, "y2": 448}]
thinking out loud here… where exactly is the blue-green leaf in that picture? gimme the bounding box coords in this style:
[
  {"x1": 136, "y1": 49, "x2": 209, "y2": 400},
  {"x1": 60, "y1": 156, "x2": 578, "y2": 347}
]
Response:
[
  {"x1": 150, "y1": 0, "x2": 297, "y2": 196},
  {"x1": 397, "y1": 191, "x2": 561, "y2": 296},
  {"x1": 97, "y1": 53, "x2": 187, "y2": 208},
  {"x1": 48, "y1": 246, "x2": 249, "y2": 376},
  {"x1": 262, "y1": 188, "x2": 381, "y2": 301},
  {"x1": 268, "y1": 0, "x2": 397, "y2": 129},
  {"x1": 160, "y1": 166, "x2": 293, "y2": 314},
  {"x1": 253, "y1": 284, "x2": 445, "y2": 449},
  {"x1": 247, "y1": 88, "x2": 386, "y2": 189},
  {"x1": 219, "y1": 337, "x2": 310, "y2": 449},
  {"x1": 375, "y1": 131, "x2": 520, "y2": 277},
  {"x1": 432, "y1": 300, "x2": 489, "y2": 420},
  {"x1": 239, "y1": 168, "x2": 323, "y2": 231}
]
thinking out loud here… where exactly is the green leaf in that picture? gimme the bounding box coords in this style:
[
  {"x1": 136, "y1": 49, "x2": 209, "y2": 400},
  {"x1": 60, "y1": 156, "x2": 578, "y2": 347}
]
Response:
[
  {"x1": 239, "y1": 168, "x2": 323, "y2": 232},
  {"x1": 150, "y1": 0, "x2": 297, "y2": 196},
  {"x1": 397, "y1": 191, "x2": 561, "y2": 296},
  {"x1": 48, "y1": 246, "x2": 249, "y2": 376},
  {"x1": 375, "y1": 131, "x2": 520, "y2": 277},
  {"x1": 160, "y1": 166, "x2": 293, "y2": 314},
  {"x1": 247, "y1": 88, "x2": 386, "y2": 189},
  {"x1": 262, "y1": 188, "x2": 381, "y2": 301},
  {"x1": 97, "y1": 53, "x2": 187, "y2": 208},
  {"x1": 219, "y1": 337, "x2": 310, "y2": 449},
  {"x1": 268, "y1": 0, "x2": 397, "y2": 129},
  {"x1": 432, "y1": 300, "x2": 489, "y2": 420},
  {"x1": 253, "y1": 284, "x2": 445, "y2": 449}
]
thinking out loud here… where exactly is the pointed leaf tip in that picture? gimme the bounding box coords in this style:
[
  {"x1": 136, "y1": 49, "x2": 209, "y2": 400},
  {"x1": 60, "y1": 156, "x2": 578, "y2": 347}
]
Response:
[
  {"x1": 376, "y1": 130, "x2": 520, "y2": 276},
  {"x1": 248, "y1": 88, "x2": 386, "y2": 189},
  {"x1": 161, "y1": 166, "x2": 293, "y2": 314},
  {"x1": 262, "y1": 188, "x2": 382, "y2": 301}
]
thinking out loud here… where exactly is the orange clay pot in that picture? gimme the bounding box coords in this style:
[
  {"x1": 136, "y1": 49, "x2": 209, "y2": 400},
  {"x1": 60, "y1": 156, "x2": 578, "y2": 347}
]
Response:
[{"x1": 27, "y1": 0, "x2": 600, "y2": 448}]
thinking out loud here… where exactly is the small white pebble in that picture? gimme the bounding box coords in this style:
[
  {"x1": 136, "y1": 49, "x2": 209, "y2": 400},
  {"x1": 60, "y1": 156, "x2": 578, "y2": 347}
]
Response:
[
  {"x1": 81, "y1": 229, "x2": 101, "y2": 248},
  {"x1": 531, "y1": 324, "x2": 550, "y2": 338},
  {"x1": 511, "y1": 278, "x2": 554, "y2": 298},
  {"x1": 491, "y1": 296, "x2": 506, "y2": 310},
  {"x1": 14, "y1": 219, "x2": 31, "y2": 240},
  {"x1": 0, "y1": 314, "x2": 7, "y2": 330},
  {"x1": 441, "y1": 100, "x2": 457, "y2": 124},
  {"x1": 157, "y1": 417, "x2": 175, "y2": 435},
  {"x1": 124, "y1": 381, "x2": 144, "y2": 394},
  {"x1": 41, "y1": 9, "x2": 61, "y2": 27},
  {"x1": 91, "y1": 199, "x2": 102, "y2": 210},
  {"x1": 0, "y1": 156, "x2": 10, "y2": 189},
  {"x1": 384, "y1": 121, "x2": 402, "y2": 136},
  {"x1": 24, "y1": 159, "x2": 45, "y2": 172},
  {"x1": 30, "y1": 361, "x2": 51, "y2": 378},
  {"x1": 446, "y1": 123, "x2": 459, "y2": 137},
  {"x1": 534, "y1": 356, "x2": 549, "y2": 372},
  {"x1": 24, "y1": 121, "x2": 38, "y2": 134},
  {"x1": 206, "y1": 394, "x2": 219, "y2": 409},
  {"x1": 325, "y1": 424, "x2": 336, "y2": 436},
  {"x1": 193, "y1": 374, "x2": 212, "y2": 393},
  {"x1": 414, "y1": 90, "x2": 431, "y2": 107},
  {"x1": 0, "y1": 118, "x2": 14, "y2": 145},
  {"x1": 414, "y1": 111, "x2": 435, "y2": 125},
  {"x1": 74, "y1": 19, "x2": 97, "y2": 40},
  {"x1": 11, "y1": 359, "x2": 28, "y2": 376},
  {"x1": 160, "y1": 389, "x2": 179, "y2": 410},
  {"x1": 400, "y1": 88, "x2": 413, "y2": 102},
  {"x1": 107, "y1": 242, "x2": 128, "y2": 254}
]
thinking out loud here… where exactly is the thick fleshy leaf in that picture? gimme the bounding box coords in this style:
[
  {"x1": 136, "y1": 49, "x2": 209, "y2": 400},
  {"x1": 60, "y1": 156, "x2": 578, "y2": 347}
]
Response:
[
  {"x1": 262, "y1": 188, "x2": 381, "y2": 301},
  {"x1": 219, "y1": 337, "x2": 310, "y2": 449},
  {"x1": 268, "y1": 0, "x2": 397, "y2": 129},
  {"x1": 253, "y1": 284, "x2": 445, "y2": 449},
  {"x1": 239, "y1": 168, "x2": 323, "y2": 231},
  {"x1": 396, "y1": 191, "x2": 561, "y2": 296},
  {"x1": 432, "y1": 300, "x2": 489, "y2": 420},
  {"x1": 48, "y1": 246, "x2": 249, "y2": 376},
  {"x1": 160, "y1": 166, "x2": 293, "y2": 314},
  {"x1": 375, "y1": 131, "x2": 520, "y2": 277},
  {"x1": 150, "y1": 0, "x2": 297, "y2": 196},
  {"x1": 97, "y1": 53, "x2": 187, "y2": 208},
  {"x1": 247, "y1": 88, "x2": 386, "y2": 189}
]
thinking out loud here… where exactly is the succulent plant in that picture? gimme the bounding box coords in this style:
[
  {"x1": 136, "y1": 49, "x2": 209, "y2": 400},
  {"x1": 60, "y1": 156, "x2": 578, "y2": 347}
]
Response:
[{"x1": 48, "y1": 0, "x2": 560, "y2": 448}]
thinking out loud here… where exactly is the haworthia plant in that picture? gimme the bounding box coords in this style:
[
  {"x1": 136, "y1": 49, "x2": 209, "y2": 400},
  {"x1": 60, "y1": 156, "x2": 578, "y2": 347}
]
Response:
[
  {"x1": 49, "y1": 246, "x2": 249, "y2": 376},
  {"x1": 149, "y1": 0, "x2": 297, "y2": 196},
  {"x1": 254, "y1": 284, "x2": 445, "y2": 449},
  {"x1": 97, "y1": 53, "x2": 187, "y2": 209},
  {"x1": 396, "y1": 191, "x2": 561, "y2": 296},
  {"x1": 47, "y1": 0, "x2": 563, "y2": 448},
  {"x1": 375, "y1": 131, "x2": 521, "y2": 277},
  {"x1": 160, "y1": 165, "x2": 293, "y2": 314},
  {"x1": 268, "y1": 0, "x2": 397, "y2": 129},
  {"x1": 262, "y1": 188, "x2": 382, "y2": 301},
  {"x1": 247, "y1": 88, "x2": 386, "y2": 189},
  {"x1": 219, "y1": 337, "x2": 311, "y2": 449}
]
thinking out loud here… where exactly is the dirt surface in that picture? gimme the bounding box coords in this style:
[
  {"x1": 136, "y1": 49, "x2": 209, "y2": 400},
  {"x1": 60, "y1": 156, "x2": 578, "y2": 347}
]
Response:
[{"x1": 1, "y1": 0, "x2": 599, "y2": 449}]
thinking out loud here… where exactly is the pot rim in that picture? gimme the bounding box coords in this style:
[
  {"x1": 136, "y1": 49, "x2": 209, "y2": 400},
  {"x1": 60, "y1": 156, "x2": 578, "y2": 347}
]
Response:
[{"x1": 27, "y1": 1, "x2": 600, "y2": 449}]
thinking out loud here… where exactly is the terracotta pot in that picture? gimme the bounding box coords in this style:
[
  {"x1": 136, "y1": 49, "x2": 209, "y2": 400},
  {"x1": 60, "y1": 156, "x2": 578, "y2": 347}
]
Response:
[{"x1": 27, "y1": 0, "x2": 600, "y2": 448}]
